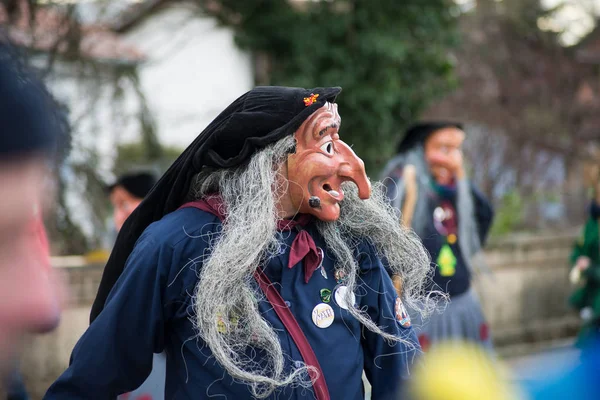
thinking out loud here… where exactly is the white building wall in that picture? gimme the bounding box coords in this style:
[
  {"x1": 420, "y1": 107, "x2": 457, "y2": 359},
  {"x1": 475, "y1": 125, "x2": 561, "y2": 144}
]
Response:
[
  {"x1": 121, "y1": 3, "x2": 254, "y2": 148},
  {"x1": 35, "y1": 4, "x2": 253, "y2": 243}
]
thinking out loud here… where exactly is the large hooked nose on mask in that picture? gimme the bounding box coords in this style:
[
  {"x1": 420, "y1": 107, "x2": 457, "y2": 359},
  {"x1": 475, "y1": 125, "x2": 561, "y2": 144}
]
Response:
[
  {"x1": 334, "y1": 140, "x2": 371, "y2": 200},
  {"x1": 286, "y1": 103, "x2": 371, "y2": 222}
]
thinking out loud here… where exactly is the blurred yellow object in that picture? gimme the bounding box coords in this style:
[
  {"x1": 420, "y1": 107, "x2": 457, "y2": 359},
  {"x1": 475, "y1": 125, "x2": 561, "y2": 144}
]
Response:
[
  {"x1": 447, "y1": 233, "x2": 457, "y2": 245},
  {"x1": 84, "y1": 249, "x2": 110, "y2": 264},
  {"x1": 411, "y1": 341, "x2": 526, "y2": 400}
]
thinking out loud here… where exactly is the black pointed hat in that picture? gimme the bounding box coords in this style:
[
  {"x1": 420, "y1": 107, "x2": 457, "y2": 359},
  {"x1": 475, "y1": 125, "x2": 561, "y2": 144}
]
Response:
[{"x1": 396, "y1": 121, "x2": 463, "y2": 153}]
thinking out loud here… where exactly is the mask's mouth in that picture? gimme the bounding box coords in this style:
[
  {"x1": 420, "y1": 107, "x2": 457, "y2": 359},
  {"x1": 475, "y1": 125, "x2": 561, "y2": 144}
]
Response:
[
  {"x1": 322, "y1": 183, "x2": 344, "y2": 201},
  {"x1": 305, "y1": 178, "x2": 345, "y2": 210}
]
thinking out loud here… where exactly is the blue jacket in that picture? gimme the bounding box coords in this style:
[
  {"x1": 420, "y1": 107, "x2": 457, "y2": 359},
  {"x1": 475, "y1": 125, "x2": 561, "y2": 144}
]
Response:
[{"x1": 45, "y1": 207, "x2": 420, "y2": 399}]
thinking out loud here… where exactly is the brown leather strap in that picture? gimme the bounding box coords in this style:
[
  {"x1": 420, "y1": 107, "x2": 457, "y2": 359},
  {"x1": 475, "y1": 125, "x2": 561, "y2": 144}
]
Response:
[{"x1": 179, "y1": 201, "x2": 330, "y2": 400}]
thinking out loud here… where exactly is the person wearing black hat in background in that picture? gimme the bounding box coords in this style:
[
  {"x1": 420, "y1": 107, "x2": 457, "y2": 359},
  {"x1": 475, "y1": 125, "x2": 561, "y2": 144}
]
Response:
[
  {"x1": 380, "y1": 122, "x2": 495, "y2": 352},
  {"x1": 108, "y1": 172, "x2": 157, "y2": 232},
  {"x1": 45, "y1": 87, "x2": 435, "y2": 399},
  {"x1": 107, "y1": 171, "x2": 166, "y2": 400},
  {"x1": 0, "y1": 48, "x2": 66, "y2": 396}
]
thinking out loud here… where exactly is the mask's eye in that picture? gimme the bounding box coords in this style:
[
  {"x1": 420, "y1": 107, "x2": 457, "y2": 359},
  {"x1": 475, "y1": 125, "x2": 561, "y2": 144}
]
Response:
[{"x1": 320, "y1": 141, "x2": 334, "y2": 155}]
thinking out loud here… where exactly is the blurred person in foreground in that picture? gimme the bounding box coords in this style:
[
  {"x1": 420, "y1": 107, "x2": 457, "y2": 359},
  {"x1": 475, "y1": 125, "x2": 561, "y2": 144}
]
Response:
[
  {"x1": 569, "y1": 166, "x2": 600, "y2": 347},
  {"x1": 46, "y1": 87, "x2": 434, "y2": 399},
  {"x1": 380, "y1": 122, "x2": 494, "y2": 351},
  {"x1": 0, "y1": 48, "x2": 65, "y2": 390},
  {"x1": 107, "y1": 171, "x2": 166, "y2": 400}
]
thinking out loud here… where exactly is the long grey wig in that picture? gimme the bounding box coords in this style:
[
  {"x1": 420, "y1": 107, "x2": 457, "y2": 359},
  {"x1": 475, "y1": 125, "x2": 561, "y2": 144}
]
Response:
[{"x1": 190, "y1": 135, "x2": 434, "y2": 398}]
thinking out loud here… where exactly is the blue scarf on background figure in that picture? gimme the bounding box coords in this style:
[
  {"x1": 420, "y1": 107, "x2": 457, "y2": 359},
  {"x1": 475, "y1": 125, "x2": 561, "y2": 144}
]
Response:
[{"x1": 431, "y1": 181, "x2": 457, "y2": 201}]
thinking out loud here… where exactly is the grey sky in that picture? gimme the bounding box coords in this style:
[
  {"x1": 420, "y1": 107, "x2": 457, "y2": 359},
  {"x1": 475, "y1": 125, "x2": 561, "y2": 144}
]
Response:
[{"x1": 455, "y1": 0, "x2": 599, "y2": 45}]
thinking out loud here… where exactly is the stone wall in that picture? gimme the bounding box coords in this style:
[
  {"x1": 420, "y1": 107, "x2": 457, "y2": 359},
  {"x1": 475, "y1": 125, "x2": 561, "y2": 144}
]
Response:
[
  {"x1": 20, "y1": 233, "x2": 582, "y2": 398},
  {"x1": 20, "y1": 262, "x2": 104, "y2": 398},
  {"x1": 476, "y1": 232, "x2": 581, "y2": 352}
]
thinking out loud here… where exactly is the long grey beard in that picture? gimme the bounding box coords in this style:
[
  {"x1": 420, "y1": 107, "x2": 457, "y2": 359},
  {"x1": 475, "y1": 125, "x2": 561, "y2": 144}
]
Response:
[
  {"x1": 190, "y1": 136, "x2": 436, "y2": 398},
  {"x1": 316, "y1": 181, "x2": 441, "y2": 345}
]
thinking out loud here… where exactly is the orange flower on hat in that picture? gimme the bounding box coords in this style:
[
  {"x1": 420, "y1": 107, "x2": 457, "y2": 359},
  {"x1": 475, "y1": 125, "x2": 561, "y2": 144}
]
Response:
[{"x1": 303, "y1": 93, "x2": 319, "y2": 106}]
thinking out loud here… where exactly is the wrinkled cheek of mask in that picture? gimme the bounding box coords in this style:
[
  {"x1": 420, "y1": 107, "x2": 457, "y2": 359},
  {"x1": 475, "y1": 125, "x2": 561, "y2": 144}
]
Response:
[{"x1": 287, "y1": 160, "x2": 342, "y2": 222}]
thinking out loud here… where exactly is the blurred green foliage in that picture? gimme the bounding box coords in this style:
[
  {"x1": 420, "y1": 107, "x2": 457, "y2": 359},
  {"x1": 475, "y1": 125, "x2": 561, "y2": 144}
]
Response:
[
  {"x1": 203, "y1": 0, "x2": 460, "y2": 174},
  {"x1": 490, "y1": 190, "x2": 524, "y2": 236},
  {"x1": 114, "y1": 142, "x2": 183, "y2": 176}
]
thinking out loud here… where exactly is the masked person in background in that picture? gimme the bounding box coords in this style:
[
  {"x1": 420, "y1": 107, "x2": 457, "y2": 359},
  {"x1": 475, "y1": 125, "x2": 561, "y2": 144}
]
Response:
[
  {"x1": 107, "y1": 171, "x2": 165, "y2": 400},
  {"x1": 380, "y1": 122, "x2": 495, "y2": 351},
  {"x1": 46, "y1": 87, "x2": 435, "y2": 400},
  {"x1": 0, "y1": 48, "x2": 65, "y2": 394}
]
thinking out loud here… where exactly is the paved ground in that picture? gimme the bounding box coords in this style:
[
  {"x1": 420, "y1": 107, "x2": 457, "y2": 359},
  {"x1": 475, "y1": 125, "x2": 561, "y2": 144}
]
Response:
[
  {"x1": 506, "y1": 340, "x2": 581, "y2": 382},
  {"x1": 505, "y1": 340, "x2": 583, "y2": 398}
]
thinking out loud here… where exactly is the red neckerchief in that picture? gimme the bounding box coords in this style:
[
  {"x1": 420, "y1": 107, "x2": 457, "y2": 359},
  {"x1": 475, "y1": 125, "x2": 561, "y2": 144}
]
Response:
[{"x1": 181, "y1": 195, "x2": 323, "y2": 283}]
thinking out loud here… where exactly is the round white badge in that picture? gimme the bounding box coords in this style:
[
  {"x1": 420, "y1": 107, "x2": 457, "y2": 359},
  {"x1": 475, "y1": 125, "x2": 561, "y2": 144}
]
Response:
[
  {"x1": 311, "y1": 303, "x2": 335, "y2": 328},
  {"x1": 334, "y1": 286, "x2": 356, "y2": 310},
  {"x1": 395, "y1": 297, "x2": 411, "y2": 328}
]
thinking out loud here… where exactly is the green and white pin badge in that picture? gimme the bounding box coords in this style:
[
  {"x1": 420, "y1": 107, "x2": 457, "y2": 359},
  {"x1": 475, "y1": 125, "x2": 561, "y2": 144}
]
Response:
[{"x1": 320, "y1": 288, "x2": 332, "y2": 303}]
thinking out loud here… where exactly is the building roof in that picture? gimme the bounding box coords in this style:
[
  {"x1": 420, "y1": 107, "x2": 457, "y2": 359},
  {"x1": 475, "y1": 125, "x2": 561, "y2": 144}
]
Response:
[
  {"x1": 0, "y1": 1, "x2": 145, "y2": 64},
  {"x1": 109, "y1": 0, "x2": 169, "y2": 33}
]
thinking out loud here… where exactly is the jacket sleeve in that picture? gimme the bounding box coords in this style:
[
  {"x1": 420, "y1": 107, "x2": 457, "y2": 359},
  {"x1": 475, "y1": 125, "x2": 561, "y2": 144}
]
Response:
[
  {"x1": 359, "y1": 241, "x2": 421, "y2": 400},
  {"x1": 44, "y1": 231, "x2": 173, "y2": 399}
]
